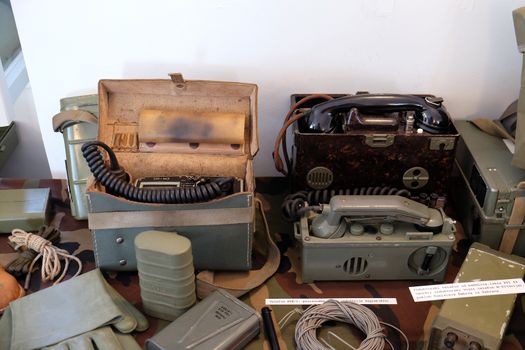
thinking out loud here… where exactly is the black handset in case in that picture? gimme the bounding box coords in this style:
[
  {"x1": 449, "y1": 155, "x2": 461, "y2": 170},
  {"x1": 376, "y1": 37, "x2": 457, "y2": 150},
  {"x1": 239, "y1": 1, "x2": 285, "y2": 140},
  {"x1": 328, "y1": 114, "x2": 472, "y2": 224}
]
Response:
[{"x1": 300, "y1": 94, "x2": 451, "y2": 134}]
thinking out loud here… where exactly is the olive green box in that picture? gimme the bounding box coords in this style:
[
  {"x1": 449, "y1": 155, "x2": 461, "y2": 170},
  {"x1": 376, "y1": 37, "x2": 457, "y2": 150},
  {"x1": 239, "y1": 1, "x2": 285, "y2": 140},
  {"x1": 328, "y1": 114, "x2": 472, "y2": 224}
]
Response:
[
  {"x1": 0, "y1": 122, "x2": 18, "y2": 170},
  {"x1": 0, "y1": 188, "x2": 51, "y2": 233},
  {"x1": 428, "y1": 243, "x2": 525, "y2": 350}
]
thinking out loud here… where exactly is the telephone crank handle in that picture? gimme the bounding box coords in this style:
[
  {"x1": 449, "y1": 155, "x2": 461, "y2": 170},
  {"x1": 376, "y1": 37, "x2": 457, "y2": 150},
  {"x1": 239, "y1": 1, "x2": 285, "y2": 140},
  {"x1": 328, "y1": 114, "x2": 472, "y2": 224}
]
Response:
[{"x1": 310, "y1": 195, "x2": 445, "y2": 239}]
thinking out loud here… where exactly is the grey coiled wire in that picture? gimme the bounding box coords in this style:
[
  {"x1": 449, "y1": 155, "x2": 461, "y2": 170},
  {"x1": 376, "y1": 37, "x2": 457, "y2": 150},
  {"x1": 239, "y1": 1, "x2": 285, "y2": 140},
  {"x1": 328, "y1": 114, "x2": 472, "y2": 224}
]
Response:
[{"x1": 293, "y1": 300, "x2": 386, "y2": 350}]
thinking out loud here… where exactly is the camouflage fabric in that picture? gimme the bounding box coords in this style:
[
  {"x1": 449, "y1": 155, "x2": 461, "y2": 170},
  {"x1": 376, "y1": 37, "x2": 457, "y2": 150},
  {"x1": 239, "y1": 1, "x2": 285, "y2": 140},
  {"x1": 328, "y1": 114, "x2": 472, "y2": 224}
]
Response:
[{"x1": 0, "y1": 178, "x2": 524, "y2": 349}]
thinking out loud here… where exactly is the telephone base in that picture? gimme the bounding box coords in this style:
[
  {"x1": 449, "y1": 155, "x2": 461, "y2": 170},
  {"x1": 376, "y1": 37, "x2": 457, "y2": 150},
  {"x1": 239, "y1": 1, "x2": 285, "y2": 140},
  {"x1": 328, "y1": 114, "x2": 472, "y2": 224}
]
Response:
[{"x1": 294, "y1": 215, "x2": 455, "y2": 283}]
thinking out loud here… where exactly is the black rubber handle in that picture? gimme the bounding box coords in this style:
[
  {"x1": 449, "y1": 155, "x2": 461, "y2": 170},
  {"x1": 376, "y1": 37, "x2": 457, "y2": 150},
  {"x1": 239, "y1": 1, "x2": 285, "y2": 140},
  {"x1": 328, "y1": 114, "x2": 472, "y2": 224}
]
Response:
[{"x1": 261, "y1": 307, "x2": 281, "y2": 350}]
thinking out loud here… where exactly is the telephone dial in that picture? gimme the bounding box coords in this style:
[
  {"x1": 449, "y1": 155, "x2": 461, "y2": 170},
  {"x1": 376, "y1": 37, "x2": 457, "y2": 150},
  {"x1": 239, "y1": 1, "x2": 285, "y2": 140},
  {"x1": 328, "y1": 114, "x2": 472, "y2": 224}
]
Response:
[{"x1": 298, "y1": 94, "x2": 451, "y2": 134}]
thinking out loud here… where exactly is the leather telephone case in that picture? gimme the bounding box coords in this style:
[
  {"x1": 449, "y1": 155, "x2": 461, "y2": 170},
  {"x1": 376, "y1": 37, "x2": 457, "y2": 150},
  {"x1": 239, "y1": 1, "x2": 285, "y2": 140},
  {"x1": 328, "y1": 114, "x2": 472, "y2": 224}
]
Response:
[
  {"x1": 291, "y1": 93, "x2": 459, "y2": 199},
  {"x1": 86, "y1": 73, "x2": 258, "y2": 271}
]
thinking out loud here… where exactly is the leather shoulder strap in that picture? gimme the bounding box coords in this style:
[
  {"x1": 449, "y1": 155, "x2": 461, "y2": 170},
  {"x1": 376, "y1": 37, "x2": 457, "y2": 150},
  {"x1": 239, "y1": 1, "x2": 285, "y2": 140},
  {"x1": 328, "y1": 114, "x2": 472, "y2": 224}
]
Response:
[
  {"x1": 499, "y1": 181, "x2": 525, "y2": 254},
  {"x1": 53, "y1": 110, "x2": 97, "y2": 132},
  {"x1": 471, "y1": 119, "x2": 515, "y2": 142},
  {"x1": 196, "y1": 197, "x2": 280, "y2": 299}
]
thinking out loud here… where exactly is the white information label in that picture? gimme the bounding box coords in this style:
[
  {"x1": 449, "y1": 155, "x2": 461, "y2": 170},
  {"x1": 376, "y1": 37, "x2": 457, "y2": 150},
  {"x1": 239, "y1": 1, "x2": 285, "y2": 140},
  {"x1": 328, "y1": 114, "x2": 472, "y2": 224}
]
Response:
[
  {"x1": 265, "y1": 298, "x2": 397, "y2": 305},
  {"x1": 409, "y1": 278, "x2": 525, "y2": 302}
]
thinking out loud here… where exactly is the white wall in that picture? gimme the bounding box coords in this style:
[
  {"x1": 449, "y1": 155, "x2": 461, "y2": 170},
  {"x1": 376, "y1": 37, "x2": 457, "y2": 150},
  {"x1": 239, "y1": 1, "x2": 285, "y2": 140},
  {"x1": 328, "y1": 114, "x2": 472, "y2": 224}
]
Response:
[{"x1": 10, "y1": 0, "x2": 525, "y2": 178}]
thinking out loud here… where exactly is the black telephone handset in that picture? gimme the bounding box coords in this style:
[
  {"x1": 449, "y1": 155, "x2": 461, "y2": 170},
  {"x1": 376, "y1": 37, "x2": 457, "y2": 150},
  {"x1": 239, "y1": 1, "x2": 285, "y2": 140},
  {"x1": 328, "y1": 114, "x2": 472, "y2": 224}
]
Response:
[{"x1": 300, "y1": 94, "x2": 451, "y2": 134}]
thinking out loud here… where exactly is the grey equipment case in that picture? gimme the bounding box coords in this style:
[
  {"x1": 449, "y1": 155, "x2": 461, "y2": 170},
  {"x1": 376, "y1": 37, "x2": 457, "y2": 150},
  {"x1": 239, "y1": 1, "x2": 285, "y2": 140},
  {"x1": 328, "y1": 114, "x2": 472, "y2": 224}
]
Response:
[
  {"x1": 452, "y1": 120, "x2": 525, "y2": 256},
  {"x1": 85, "y1": 73, "x2": 258, "y2": 272}
]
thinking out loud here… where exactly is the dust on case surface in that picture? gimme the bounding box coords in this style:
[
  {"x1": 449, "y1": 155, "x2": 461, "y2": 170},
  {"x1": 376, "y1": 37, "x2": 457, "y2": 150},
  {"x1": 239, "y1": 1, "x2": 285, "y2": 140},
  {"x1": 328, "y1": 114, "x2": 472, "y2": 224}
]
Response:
[{"x1": 289, "y1": 93, "x2": 459, "y2": 196}]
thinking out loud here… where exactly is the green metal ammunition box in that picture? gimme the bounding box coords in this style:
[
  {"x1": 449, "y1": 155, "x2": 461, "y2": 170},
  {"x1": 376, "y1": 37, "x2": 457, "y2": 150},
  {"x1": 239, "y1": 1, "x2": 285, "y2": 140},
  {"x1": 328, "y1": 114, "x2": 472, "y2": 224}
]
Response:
[
  {"x1": 428, "y1": 243, "x2": 525, "y2": 350},
  {"x1": 0, "y1": 188, "x2": 51, "y2": 233},
  {"x1": 0, "y1": 121, "x2": 18, "y2": 170}
]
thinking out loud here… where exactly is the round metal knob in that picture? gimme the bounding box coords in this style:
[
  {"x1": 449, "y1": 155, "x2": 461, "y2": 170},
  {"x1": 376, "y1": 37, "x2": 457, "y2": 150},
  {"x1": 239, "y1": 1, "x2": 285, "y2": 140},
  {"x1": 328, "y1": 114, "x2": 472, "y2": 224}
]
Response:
[{"x1": 444, "y1": 332, "x2": 458, "y2": 349}]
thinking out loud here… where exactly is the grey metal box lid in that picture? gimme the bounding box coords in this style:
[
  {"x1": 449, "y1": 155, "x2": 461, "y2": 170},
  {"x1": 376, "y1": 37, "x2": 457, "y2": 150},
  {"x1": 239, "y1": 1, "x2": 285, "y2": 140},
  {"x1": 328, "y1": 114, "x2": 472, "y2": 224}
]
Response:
[{"x1": 145, "y1": 289, "x2": 261, "y2": 350}]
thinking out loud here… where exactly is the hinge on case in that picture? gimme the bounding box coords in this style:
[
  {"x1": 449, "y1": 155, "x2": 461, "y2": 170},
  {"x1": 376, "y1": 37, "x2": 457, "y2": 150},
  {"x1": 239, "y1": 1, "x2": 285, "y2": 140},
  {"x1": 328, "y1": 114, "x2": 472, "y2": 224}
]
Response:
[{"x1": 169, "y1": 73, "x2": 185, "y2": 88}]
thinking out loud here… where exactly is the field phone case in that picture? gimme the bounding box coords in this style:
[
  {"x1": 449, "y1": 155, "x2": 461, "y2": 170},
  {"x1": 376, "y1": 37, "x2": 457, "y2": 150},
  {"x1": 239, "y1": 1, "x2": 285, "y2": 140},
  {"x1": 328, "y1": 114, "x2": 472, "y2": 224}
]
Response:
[
  {"x1": 86, "y1": 73, "x2": 258, "y2": 271},
  {"x1": 290, "y1": 93, "x2": 459, "y2": 199}
]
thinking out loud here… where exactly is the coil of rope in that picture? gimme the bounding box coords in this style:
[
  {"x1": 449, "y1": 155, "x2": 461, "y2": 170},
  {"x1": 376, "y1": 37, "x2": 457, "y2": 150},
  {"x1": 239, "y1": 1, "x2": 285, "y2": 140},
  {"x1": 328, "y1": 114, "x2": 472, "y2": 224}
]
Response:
[
  {"x1": 8, "y1": 229, "x2": 82, "y2": 289},
  {"x1": 6, "y1": 225, "x2": 61, "y2": 277}
]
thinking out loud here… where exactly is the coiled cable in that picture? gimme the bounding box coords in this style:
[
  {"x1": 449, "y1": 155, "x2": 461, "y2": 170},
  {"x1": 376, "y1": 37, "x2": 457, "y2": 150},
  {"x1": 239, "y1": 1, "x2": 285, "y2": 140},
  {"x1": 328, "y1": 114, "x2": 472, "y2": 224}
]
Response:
[
  {"x1": 296, "y1": 300, "x2": 384, "y2": 350},
  {"x1": 81, "y1": 141, "x2": 233, "y2": 204},
  {"x1": 279, "y1": 300, "x2": 409, "y2": 350},
  {"x1": 282, "y1": 187, "x2": 411, "y2": 222}
]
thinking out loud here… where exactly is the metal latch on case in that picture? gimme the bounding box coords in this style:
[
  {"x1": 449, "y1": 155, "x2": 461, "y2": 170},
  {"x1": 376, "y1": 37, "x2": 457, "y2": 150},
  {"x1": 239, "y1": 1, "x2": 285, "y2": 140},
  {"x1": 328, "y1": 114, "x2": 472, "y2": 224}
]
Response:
[
  {"x1": 364, "y1": 134, "x2": 394, "y2": 148},
  {"x1": 405, "y1": 231, "x2": 433, "y2": 240},
  {"x1": 429, "y1": 137, "x2": 455, "y2": 150}
]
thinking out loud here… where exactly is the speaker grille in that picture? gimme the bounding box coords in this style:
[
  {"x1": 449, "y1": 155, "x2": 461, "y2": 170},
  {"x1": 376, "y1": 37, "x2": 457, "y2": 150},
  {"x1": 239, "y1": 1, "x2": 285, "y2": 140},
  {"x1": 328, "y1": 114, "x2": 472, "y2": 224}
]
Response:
[
  {"x1": 343, "y1": 257, "x2": 368, "y2": 275},
  {"x1": 306, "y1": 167, "x2": 333, "y2": 190}
]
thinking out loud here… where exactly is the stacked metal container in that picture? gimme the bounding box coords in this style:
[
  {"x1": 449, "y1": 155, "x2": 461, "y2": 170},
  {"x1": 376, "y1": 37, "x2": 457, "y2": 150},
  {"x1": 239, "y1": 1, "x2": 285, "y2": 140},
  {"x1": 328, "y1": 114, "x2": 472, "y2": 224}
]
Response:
[{"x1": 134, "y1": 230, "x2": 196, "y2": 321}]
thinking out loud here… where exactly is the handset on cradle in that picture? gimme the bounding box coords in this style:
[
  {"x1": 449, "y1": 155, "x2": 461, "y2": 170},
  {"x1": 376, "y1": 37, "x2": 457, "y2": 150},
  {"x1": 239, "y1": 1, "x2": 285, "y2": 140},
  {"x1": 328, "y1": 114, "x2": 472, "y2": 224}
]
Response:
[
  {"x1": 299, "y1": 94, "x2": 451, "y2": 134},
  {"x1": 309, "y1": 195, "x2": 456, "y2": 239}
]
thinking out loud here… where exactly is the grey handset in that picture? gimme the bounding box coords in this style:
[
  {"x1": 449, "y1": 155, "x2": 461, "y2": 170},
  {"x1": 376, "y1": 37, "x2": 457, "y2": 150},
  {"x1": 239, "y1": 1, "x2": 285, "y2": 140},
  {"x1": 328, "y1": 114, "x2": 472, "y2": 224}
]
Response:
[{"x1": 310, "y1": 195, "x2": 452, "y2": 239}]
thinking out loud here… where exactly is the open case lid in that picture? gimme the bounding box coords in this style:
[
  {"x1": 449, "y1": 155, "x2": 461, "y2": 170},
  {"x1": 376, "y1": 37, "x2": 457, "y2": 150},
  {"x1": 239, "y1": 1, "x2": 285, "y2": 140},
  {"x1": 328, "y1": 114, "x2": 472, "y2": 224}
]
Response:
[{"x1": 97, "y1": 73, "x2": 258, "y2": 179}]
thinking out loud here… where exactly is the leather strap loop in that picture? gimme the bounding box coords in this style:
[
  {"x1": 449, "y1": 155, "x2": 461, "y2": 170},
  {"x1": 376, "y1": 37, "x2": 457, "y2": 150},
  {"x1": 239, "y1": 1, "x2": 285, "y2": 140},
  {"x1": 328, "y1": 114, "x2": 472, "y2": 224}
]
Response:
[
  {"x1": 52, "y1": 110, "x2": 98, "y2": 132},
  {"x1": 499, "y1": 181, "x2": 525, "y2": 254},
  {"x1": 88, "y1": 207, "x2": 253, "y2": 230}
]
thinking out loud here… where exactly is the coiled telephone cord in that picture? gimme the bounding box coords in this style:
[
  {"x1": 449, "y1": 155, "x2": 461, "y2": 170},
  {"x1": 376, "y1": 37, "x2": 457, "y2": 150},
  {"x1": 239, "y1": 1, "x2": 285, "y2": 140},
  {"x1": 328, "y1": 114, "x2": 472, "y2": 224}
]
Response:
[
  {"x1": 279, "y1": 299, "x2": 409, "y2": 350},
  {"x1": 281, "y1": 187, "x2": 411, "y2": 222},
  {"x1": 81, "y1": 141, "x2": 233, "y2": 204}
]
